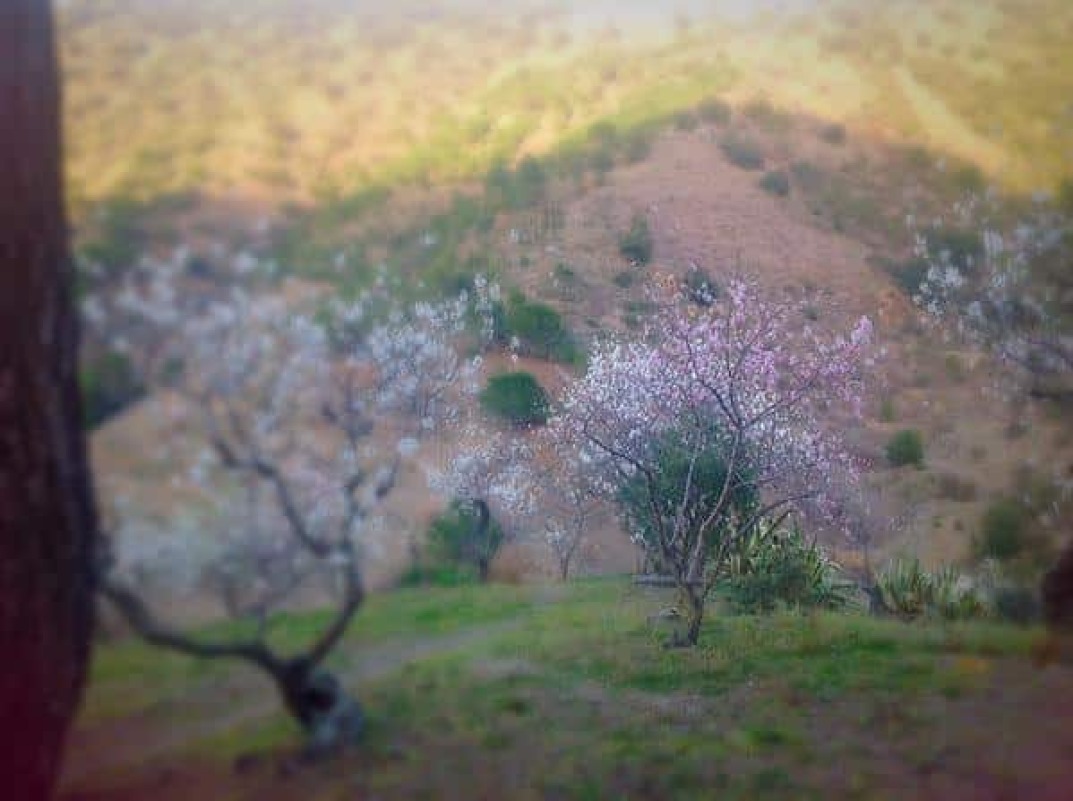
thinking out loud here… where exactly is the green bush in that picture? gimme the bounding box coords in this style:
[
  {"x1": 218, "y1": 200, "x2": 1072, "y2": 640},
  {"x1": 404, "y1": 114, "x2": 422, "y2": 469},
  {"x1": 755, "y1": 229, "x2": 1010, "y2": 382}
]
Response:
[
  {"x1": 480, "y1": 371, "x2": 550, "y2": 427},
  {"x1": 500, "y1": 292, "x2": 580, "y2": 363},
  {"x1": 697, "y1": 97, "x2": 732, "y2": 125},
  {"x1": 720, "y1": 134, "x2": 765, "y2": 170},
  {"x1": 819, "y1": 122, "x2": 847, "y2": 145},
  {"x1": 885, "y1": 429, "x2": 924, "y2": 467},
  {"x1": 923, "y1": 226, "x2": 984, "y2": 273},
  {"x1": 720, "y1": 520, "x2": 854, "y2": 614},
  {"x1": 758, "y1": 170, "x2": 790, "y2": 197},
  {"x1": 974, "y1": 498, "x2": 1028, "y2": 561},
  {"x1": 618, "y1": 214, "x2": 653, "y2": 265},
  {"x1": 425, "y1": 499, "x2": 506, "y2": 583}
]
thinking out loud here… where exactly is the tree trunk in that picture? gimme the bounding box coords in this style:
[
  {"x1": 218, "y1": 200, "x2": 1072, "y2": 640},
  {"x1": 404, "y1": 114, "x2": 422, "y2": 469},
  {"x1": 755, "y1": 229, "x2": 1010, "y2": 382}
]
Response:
[
  {"x1": 271, "y1": 659, "x2": 364, "y2": 759},
  {"x1": 0, "y1": 2, "x2": 99, "y2": 798}
]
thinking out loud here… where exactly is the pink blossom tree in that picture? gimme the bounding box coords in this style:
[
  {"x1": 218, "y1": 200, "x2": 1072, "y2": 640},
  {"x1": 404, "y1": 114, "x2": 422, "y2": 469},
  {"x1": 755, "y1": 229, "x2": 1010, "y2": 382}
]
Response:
[
  {"x1": 92, "y1": 277, "x2": 492, "y2": 752},
  {"x1": 553, "y1": 277, "x2": 873, "y2": 645}
]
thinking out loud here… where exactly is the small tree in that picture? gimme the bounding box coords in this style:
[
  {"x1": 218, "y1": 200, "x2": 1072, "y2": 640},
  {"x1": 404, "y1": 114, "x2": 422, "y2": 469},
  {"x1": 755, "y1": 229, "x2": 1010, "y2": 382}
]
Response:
[
  {"x1": 92, "y1": 280, "x2": 490, "y2": 753},
  {"x1": 912, "y1": 194, "x2": 1073, "y2": 402},
  {"x1": 426, "y1": 499, "x2": 505, "y2": 583},
  {"x1": 555, "y1": 277, "x2": 872, "y2": 645},
  {"x1": 530, "y1": 434, "x2": 609, "y2": 580},
  {"x1": 430, "y1": 430, "x2": 534, "y2": 581}
]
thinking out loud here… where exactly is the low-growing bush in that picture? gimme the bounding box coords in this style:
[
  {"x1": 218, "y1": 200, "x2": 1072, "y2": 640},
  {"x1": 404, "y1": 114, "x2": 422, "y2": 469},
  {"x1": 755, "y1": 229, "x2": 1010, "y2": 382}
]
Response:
[
  {"x1": 720, "y1": 133, "x2": 765, "y2": 170},
  {"x1": 720, "y1": 520, "x2": 855, "y2": 614},
  {"x1": 758, "y1": 170, "x2": 790, "y2": 197},
  {"x1": 618, "y1": 214, "x2": 653, "y2": 265},
  {"x1": 496, "y1": 292, "x2": 581, "y2": 363},
  {"x1": 886, "y1": 429, "x2": 924, "y2": 467},
  {"x1": 424, "y1": 499, "x2": 507, "y2": 583},
  {"x1": 974, "y1": 497, "x2": 1028, "y2": 561},
  {"x1": 875, "y1": 558, "x2": 985, "y2": 621},
  {"x1": 923, "y1": 225, "x2": 984, "y2": 273},
  {"x1": 480, "y1": 371, "x2": 550, "y2": 427},
  {"x1": 819, "y1": 122, "x2": 847, "y2": 145},
  {"x1": 697, "y1": 97, "x2": 732, "y2": 125}
]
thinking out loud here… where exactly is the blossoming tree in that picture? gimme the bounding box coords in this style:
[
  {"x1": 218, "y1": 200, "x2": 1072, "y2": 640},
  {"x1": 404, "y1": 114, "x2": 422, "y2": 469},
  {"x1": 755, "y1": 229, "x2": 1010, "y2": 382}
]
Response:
[
  {"x1": 92, "y1": 273, "x2": 492, "y2": 752},
  {"x1": 912, "y1": 192, "x2": 1072, "y2": 401},
  {"x1": 553, "y1": 277, "x2": 873, "y2": 645}
]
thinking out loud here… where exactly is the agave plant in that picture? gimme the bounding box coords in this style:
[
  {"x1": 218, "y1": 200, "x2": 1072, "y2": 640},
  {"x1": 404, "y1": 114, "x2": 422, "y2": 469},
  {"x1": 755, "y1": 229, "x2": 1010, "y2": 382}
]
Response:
[{"x1": 719, "y1": 518, "x2": 855, "y2": 614}]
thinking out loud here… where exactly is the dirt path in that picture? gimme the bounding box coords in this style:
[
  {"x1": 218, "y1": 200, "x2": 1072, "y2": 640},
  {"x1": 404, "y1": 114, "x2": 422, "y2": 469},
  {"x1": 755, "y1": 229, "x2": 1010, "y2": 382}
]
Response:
[{"x1": 60, "y1": 619, "x2": 523, "y2": 787}]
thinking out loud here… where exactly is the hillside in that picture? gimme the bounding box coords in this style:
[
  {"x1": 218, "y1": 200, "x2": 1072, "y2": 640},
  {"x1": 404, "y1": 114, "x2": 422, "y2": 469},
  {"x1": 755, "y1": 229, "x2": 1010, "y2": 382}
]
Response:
[{"x1": 61, "y1": 0, "x2": 1072, "y2": 215}]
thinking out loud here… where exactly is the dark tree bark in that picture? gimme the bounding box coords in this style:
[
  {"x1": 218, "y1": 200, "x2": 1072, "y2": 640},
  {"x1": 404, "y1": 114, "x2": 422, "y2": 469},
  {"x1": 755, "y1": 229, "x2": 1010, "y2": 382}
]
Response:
[{"x1": 0, "y1": 2, "x2": 99, "y2": 798}]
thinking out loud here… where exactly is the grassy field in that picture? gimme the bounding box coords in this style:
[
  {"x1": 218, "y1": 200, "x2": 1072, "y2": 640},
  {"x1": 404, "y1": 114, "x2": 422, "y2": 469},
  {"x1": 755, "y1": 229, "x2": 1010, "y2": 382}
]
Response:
[{"x1": 61, "y1": 578, "x2": 1073, "y2": 800}]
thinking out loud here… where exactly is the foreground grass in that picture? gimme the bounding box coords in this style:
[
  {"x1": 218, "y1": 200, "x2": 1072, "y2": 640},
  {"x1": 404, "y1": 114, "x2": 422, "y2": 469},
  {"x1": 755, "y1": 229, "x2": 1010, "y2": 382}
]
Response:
[{"x1": 69, "y1": 578, "x2": 1070, "y2": 800}]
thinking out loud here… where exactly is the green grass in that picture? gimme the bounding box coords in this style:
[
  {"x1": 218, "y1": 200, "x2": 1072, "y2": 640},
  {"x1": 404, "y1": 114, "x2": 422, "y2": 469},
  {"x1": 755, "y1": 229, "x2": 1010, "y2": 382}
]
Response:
[{"x1": 74, "y1": 578, "x2": 1048, "y2": 799}]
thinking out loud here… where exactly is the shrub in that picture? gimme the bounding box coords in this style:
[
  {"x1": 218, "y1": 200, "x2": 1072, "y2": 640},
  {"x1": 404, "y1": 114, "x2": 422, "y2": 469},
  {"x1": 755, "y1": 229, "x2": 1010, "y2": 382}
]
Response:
[
  {"x1": 683, "y1": 265, "x2": 719, "y2": 306},
  {"x1": 758, "y1": 170, "x2": 790, "y2": 197},
  {"x1": 974, "y1": 498, "x2": 1028, "y2": 561},
  {"x1": 697, "y1": 97, "x2": 732, "y2": 125},
  {"x1": 673, "y1": 110, "x2": 699, "y2": 131},
  {"x1": 425, "y1": 499, "x2": 506, "y2": 582},
  {"x1": 618, "y1": 214, "x2": 653, "y2": 265},
  {"x1": 720, "y1": 134, "x2": 764, "y2": 170},
  {"x1": 501, "y1": 293, "x2": 579, "y2": 363},
  {"x1": 885, "y1": 429, "x2": 924, "y2": 467},
  {"x1": 923, "y1": 226, "x2": 984, "y2": 273},
  {"x1": 721, "y1": 520, "x2": 855, "y2": 613},
  {"x1": 480, "y1": 371, "x2": 550, "y2": 427},
  {"x1": 875, "y1": 558, "x2": 985, "y2": 621},
  {"x1": 819, "y1": 122, "x2": 847, "y2": 145}
]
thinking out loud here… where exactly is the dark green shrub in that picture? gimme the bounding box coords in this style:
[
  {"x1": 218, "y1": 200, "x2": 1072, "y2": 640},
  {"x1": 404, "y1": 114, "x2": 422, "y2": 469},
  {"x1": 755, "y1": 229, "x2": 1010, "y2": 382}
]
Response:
[
  {"x1": 886, "y1": 429, "x2": 924, "y2": 467},
  {"x1": 480, "y1": 371, "x2": 550, "y2": 427},
  {"x1": 819, "y1": 122, "x2": 847, "y2": 144},
  {"x1": 697, "y1": 97, "x2": 732, "y2": 124},
  {"x1": 974, "y1": 498, "x2": 1028, "y2": 561},
  {"x1": 618, "y1": 214, "x2": 653, "y2": 265},
  {"x1": 923, "y1": 226, "x2": 984, "y2": 272},
  {"x1": 425, "y1": 499, "x2": 506, "y2": 583},
  {"x1": 720, "y1": 134, "x2": 765, "y2": 170},
  {"x1": 758, "y1": 170, "x2": 790, "y2": 197},
  {"x1": 501, "y1": 293, "x2": 579, "y2": 362},
  {"x1": 674, "y1": 110, "x2": 699, "y2": 131}
]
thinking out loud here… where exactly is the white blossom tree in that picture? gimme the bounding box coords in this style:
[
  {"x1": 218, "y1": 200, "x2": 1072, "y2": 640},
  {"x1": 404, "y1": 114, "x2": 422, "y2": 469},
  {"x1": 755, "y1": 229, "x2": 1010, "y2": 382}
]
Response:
[
  {"x1": 92, "y1": 275, "x2": 493, "y2": 752},
  {"x1": 911, "y1": 191, "x2": 1073, "y2": 402},
  {"x1": 528, "y1": 434, "x2": 609, "y2": 580},
  {"x1": 553, "y1": 277, "x2": 873, "y2": 645}
]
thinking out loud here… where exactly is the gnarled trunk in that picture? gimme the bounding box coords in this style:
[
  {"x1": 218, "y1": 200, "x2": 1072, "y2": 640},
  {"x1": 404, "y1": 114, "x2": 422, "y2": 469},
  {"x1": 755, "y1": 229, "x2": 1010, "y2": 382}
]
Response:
[{"x1": 0, "y1": 2, "x2": 99, "y2": 797}]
